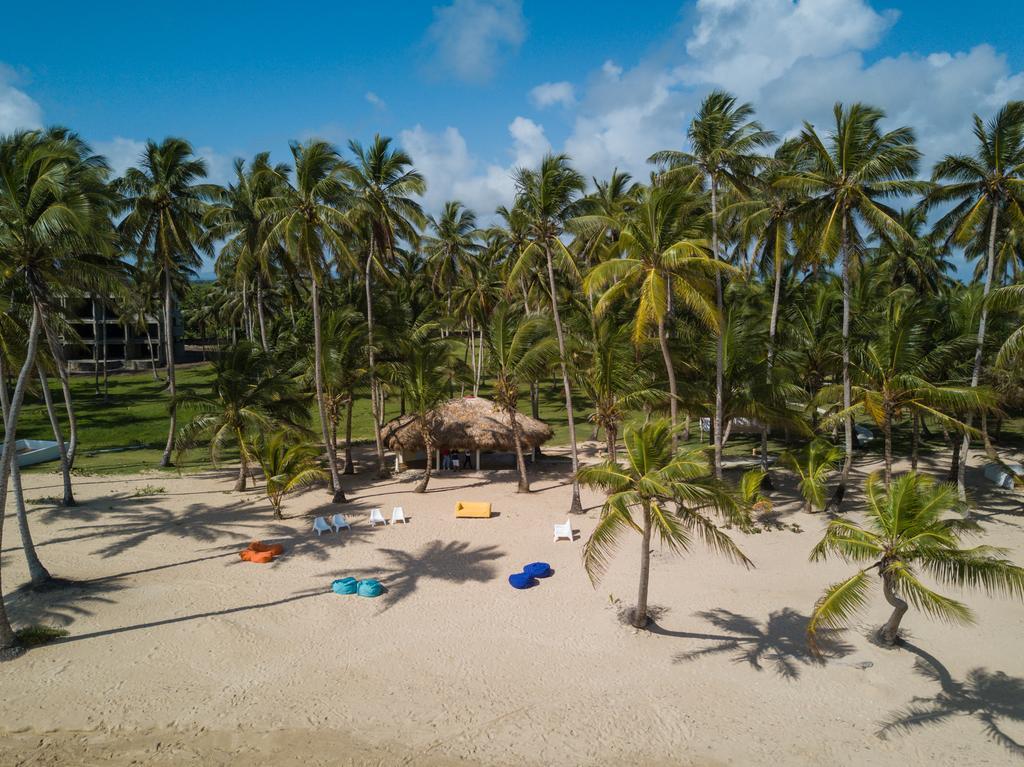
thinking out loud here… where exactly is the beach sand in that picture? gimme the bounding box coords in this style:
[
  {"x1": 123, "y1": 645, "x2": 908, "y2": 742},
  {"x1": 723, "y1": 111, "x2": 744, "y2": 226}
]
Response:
[{"x1": 2, "y1": 445, "x2": 1023, "y2": 766}]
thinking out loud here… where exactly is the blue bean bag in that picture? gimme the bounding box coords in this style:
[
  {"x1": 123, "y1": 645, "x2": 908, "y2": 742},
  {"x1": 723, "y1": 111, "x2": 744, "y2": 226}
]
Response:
[
  {"x1": 523, "y1": 562, "x2": 552, "y2": 578},
  {"x1": 332, "y1": 577, "x2": 358, "y2": 595},
  {"x1": 357, "y1": 579, "x2": 383, "y2": 598},
  {"x1": 508, "y1": 572, "x2": 537, "y2": 589}
]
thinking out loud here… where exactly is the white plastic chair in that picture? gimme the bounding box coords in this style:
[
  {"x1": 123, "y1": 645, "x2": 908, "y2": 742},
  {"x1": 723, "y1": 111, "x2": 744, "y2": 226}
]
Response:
[
  {"x1": 369, "y1": 508, "x2": 386, "y2": 526},
  {"x1": 553, "y1": 519, "x2": 573, "y2": 543},
  {"x1": 331, "y1": 513, "x2": 351, "y2": 532},
  {"x1": 313, "y1": 516, "x2": 331, "y2": 536},
  {"x1": 390, "y1": 506, "x2": 407, "y2": 525}
]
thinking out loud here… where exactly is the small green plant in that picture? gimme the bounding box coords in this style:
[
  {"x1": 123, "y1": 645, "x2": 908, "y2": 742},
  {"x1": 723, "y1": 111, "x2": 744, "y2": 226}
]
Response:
[
  {"x1": 28, "y1": 495, "x2": 61, "y2": 506},
  {"x1": 132, "y1": 485, "x2": 166, "y2": 497},
  {"x1": 15, "y1": 625, "x2": 69, "y2": 647}
]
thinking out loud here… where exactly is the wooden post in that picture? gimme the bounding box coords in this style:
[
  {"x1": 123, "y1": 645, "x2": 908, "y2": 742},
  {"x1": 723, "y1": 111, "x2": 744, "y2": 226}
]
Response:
[
  {"x1": 435, "y1": 449, "x2": 440, "y2": 471},
  {"x1": 475, "y1": 449, "x2": 481, "y2": 471},
  {"x1": 394, "y1": 452, "x2": 401, "y2": 473}
]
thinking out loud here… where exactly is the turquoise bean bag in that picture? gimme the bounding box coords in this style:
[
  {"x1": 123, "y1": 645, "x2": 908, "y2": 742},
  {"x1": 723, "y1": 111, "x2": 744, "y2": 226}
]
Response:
[
  {"x1": 332, "y1": 577, "x2": 358, "y2": 595},
  {"x1": 357, "y1": 579, "x2": 383, "y2": 598}
]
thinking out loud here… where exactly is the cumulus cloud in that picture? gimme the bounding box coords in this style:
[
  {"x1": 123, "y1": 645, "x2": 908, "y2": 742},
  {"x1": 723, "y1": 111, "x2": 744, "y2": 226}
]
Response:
[
  {"x1": 423, "y1": 0, "x2": 526, "y2": 83},
  {"x1": 400, "y1": 116, "x2": 549, "y2": 218},
  {"x1": 0, "y1": 64, "x2": 43, "y2": 133},
  {"x1": 529, "y1": 81, "x2": 575, "y2": 108}
]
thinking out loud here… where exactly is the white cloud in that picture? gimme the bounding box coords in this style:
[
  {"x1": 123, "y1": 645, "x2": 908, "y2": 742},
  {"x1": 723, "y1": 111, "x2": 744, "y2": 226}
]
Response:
[
  {"x1": 423, "y1": 0, "x2": 526, "y2": 83},
  {"x1": 365, "y1": 91, "x2": 386, "y2": 109},
  {"x1": 529, "y1": 81, "x2": 575, "y2": 108},
  {"x1": 601, "y1": 60, "x2": 623, "y2": 81},
  {"x1": 400, "y1": 116, "x2": 549, "y2": 218},
  {"x1": 0, "y1": 64, "x2": 43, "y2": 133}
]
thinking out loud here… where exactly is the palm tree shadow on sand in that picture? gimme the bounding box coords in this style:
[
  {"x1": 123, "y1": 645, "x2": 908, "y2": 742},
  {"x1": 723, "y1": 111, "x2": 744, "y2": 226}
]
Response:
[
  {"x1": 662, "y1": 607, "x2": 855, "y2": 679},
  {"x1": 371, "y1": 539, "x2": 504, "y2": 611},
  {"x1": 878, "y1": 641, "x2": 1024, "y2": 758}
]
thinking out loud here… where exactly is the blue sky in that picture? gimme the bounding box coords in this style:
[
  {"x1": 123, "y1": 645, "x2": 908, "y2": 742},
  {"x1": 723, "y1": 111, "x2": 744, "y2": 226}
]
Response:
[{"x1": 2, "y1": 0, "x2": 1023, "y2": 237}]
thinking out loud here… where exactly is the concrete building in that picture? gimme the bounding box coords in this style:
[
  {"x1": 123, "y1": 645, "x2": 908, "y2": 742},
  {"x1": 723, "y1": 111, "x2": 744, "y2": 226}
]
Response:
[{"x1": 61, "y1": 295, "x2": 184, "y2": 373}]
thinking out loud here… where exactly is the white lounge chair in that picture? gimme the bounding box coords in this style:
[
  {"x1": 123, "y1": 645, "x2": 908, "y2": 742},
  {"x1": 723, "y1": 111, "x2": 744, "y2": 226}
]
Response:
[
  {"x1": 331, "y1": 513, "x2": 351, "y2": 532},
  {"x1": 313, "y1": 516, "x2": 331, "y2": 536},
  {"x1": 553, "y1": 519, "x2": 573, "y2": 543},
  {"x1": 369, "y1": 508, "x2": 386, "y2": 526},
  {"x1": 390, "y1": 506, "x2": 407, "y2": 524}
]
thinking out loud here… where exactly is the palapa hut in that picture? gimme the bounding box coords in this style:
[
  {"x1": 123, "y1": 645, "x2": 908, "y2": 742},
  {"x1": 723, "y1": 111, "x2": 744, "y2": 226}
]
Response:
[{"x1": 379, "y1": 396, "x2": 553, "y2": 471}]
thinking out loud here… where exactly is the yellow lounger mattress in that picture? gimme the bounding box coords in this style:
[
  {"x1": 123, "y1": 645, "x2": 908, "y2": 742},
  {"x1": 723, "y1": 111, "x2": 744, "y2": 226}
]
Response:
[{"x1": 455, "y1": 501, "x2": 492, "y2": 518}]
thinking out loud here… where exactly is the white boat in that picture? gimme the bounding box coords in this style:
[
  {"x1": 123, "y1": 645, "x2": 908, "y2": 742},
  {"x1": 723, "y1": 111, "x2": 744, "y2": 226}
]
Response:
[
  {"x1": 3, "y1": 439, "x2": 63, "y2": 467},
  {"x1": 984, "y1": 462, "x2": 1023, "y2": 490}
]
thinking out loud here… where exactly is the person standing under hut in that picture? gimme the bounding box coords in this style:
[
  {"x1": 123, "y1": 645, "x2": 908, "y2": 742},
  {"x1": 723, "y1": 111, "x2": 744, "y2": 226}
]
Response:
[
  {"x1": 463, "y1": 450, "x2": 473, "y2": 470},
  {"x1": 441, "y1": 448, "x2": 451, "y2": 470}
]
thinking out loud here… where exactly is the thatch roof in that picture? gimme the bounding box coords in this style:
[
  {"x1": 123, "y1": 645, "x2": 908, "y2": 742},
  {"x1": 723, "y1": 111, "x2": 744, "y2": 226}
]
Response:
[{"x1": 380, "y1": 396, "x2": 553, "y2": 453}]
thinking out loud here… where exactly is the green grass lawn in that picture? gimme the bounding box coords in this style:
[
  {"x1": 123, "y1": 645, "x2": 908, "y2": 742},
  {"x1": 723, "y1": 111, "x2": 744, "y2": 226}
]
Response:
[{"x1": 7, "y1": 363, "x2": 1023, "y2": 475}]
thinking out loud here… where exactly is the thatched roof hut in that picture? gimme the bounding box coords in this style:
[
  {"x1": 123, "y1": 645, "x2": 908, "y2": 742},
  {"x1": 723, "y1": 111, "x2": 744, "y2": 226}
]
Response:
[{"x1": 380, "y1": 396, "x2": 553, "y2": 454}]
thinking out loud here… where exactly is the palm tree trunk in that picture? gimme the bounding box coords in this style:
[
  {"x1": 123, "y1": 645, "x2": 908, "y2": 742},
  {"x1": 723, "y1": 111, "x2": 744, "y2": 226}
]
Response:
[
  {"x1": 883, "y1": 409, "x2": 893, "y2": 487},
  {"x1": 531, "y1": 381, "x2": 542, "y2": 459},
  {"x1": 879, "y1": 570, "x2": 908, "y2": 645},
  {"x1": 159, "y1": 271, "x2": 177, "y2": 467},
  {"x1": 509, "y1": 406, "x2": 530, "y2": 492},
  {"x1": 0, "y1": 304, "x2": 43, "y2": 653},
  {"x1": 40, "y1": 318, "x2": 79, "y2": 469},
  {"x1": 144, "y1": 320, "x2": 160, "y2": 381},
  {"x1": 981, "y1": 412, "x2": 996, "y2": 459},
  {"x1": 415, "y1": 426, "x2": 433, "y2": 493},
  {"x1": 839, "y1": 216, "x2": 854, "y2": 486},
  {"x1": 761, "y1": 249, "x2": 784, "y2": 485},
  {"x1": 311, "y1": 278, "x2": 345, "y2": 503},
  {"x1": 544, "y1": 244, "x2": 583, "y2": 514},
  {"x1": 365, "y1": 244, "x2": 389, "y2": 478},
  {"x1": 234, "y1": 432, "x2": 247, "y2": 491},
  {"x1": 343, "y1": 394, "x2": 355, "y2": 474},
  {"x1": 711, "y1": 181, "x2": 725, "y2": 480},
  {"x1": 36, "y1": 363, "x2": 74, "y2": 506},
  {"x1": 607, "y1": 424, "x2": 618, "y2": 463},
  {"x1": 657, "y1": 315, "x2": 679, "y2": 451},
  {"x1": 256, "y1": 278, "x2": 269, "y2": 351},
  {"x1": 958, "y1": 204, "x2": 999, "y2": 501},
  {"x1": 634, "y1": 504, "x2": 653, "y2": 628},
  {"x1": 911, "y1": 412, "x2": 920, "y2": 471}
]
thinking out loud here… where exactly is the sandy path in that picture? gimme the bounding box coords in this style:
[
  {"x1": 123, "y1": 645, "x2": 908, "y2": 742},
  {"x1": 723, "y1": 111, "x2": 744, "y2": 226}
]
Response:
[{"x1": 2, "y1": 447, "x2": 1023, "y2": 766}]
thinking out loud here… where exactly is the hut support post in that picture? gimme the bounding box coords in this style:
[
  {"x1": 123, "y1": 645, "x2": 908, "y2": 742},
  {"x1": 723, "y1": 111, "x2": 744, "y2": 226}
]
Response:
[
  {"x1": 394, "y1": 452, "x2": 401, "y2": 473},
  {"x1": 475, "y1": 450, "x2": 481, "y2": 471},
  {"x1": 436, "y1": 449, "x2": 441, "y2": 471}
]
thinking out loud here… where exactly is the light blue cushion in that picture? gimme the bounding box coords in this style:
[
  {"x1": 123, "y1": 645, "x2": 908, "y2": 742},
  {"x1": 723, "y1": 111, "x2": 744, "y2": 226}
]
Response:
[{"x1": 332, "y1": 577, "x2": 358, "y2": 595}]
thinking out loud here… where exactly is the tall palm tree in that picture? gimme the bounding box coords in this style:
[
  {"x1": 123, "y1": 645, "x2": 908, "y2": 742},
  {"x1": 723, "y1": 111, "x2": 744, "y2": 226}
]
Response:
[
  {"x1": 650, "y1": 91, "x2": 776, "y2": 478},
  {"x1": 176, "y1": 341, "x2": 309, "y2": 490},
  {"x1": 118, "y1": 137, "x2": 215, "y2": 467},
  {"x1": 206, "y1": 153, "x2": 290, "y2": 351},
  {"x1": 578, "y1": 420, "x2": 752, "y2": 629},
  {"x1": 583, "y1": 183, "x2": 728, "y2": 450},
  {"x1": 344, "y1": 135, "x2": 426, "y2": 478},
  {"x1": 423, "y1": 199, "x2": 480, "y2": 311},
  {"x1": 261, "y1": 140, "x2": 353, "y2": 502},
  {"x1": 485, "y1": 306, "x2": 556, "y2": 492},
  {"x1": 781, "y1": 103, "x2": 923, "y2": 497},
  {"x1": 928, "y1": 101, "x2": 1024, "y2": 500},
  {"x1": 807, "y1": 472, "x2": 1024, "y2": 649},
  {"x1": 510, "y1": 154, "x2": 587, "y2": 513}
]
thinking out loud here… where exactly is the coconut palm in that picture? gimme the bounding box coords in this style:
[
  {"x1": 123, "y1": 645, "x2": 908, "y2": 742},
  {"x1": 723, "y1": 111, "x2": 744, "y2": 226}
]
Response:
[
  {"x1": 650, "y1": 91, "x2": 776, "y2": 478},
  {"x1": 807, "y1": 472, "x2": 1024, "y2": 649},
  {"x1": 261, "y1": 139, "x2": 353, "y2": 502},
  {"x1": 344, "y1": 135, "x2": 426, "y2": 478},
  {"x1": 992, "y1": 283, "x2": 1024, "y2": 367},
  {"x1": 781, "y1": 103, "x2": 923, "y2": 497},
  {"x1": 176, "y1": 341, "x2": 310, "y2": 490},
  {"x1": 780, "y1": 438, "x2": 844, "y2": 513},
  {"x1": 118, "y1": 137, "x2": 215, "y2": 467},
  {"x1": 250, "y1": 431, "x2": 327, "y2": 518},
  {"x1": 485, "y1": 306, "x2": 556, "y2": 492},
  {"x1": 205, "y1": 153, "x2": 290, "y2": 351},
  {"x1": 583, "y1": 184, "x2": 729, "y2": 451},
  {"x1": 578, "y1": 420, "x2": 752, "y2": 629},
  {"x1": 928, "y1": 101, "x2": 1024, "y2": 500},
  {"x1": 510, "y1": 154, "x2": 588, "y2": 514},
  {"x1": 423, "y1": 200, "x2": 480, "y2": 310}
]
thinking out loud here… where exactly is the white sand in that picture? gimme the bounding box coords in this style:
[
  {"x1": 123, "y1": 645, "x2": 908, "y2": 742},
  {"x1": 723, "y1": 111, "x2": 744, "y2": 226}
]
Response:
[{"x1": 2, "y1": 446, "x2": 1023, "y2": 766}]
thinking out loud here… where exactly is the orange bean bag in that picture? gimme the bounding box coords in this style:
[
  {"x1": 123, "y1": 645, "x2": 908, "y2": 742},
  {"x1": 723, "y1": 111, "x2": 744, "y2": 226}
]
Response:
[{"x1": 239, "y1": 540, "x2": 283, "y2": 563}]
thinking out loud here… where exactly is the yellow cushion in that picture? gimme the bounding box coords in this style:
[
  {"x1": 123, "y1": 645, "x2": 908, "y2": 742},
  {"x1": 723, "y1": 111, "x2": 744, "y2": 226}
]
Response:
[{"x1": 455, "y1": 501, "x2": 492, "y2": 518}]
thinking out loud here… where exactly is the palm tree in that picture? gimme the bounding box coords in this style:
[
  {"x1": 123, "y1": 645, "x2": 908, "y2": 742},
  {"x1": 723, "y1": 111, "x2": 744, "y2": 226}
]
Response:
[
  {"x1": 819, "y1": 295, "x2": 990, "y2": 485},
  {"x1": 261, "y1": 140, "x2": 352, "y2": 502},
  {"x1": 485, "y1": 306, "x2": 556, "y2": 491},
  {"x1": 118, "y1": 137, "x2": 215, "y2": 467},
  {"x1": 807, "y1": 472, "x2": 1024, "y2": 649},
  {"x1": 780, "y1": 438, "x2": 843, "y2": 513},
  {"x1": 423, "y1": 200, "x2": 480, "y2": 312},
  {"x1": 583, "y1": 184, "x2": 729, "y2": 451},
  {"x1": 511, "y1": 154, "x2": 587, "y2": 513},
  {"x1": 650, "y1": 91, "x2": 776, "y2": 478},
  {"x1": 344, "y1": 135, "x2": 426, "y2": 478},
  {"x1": 992, "y1": 283, "x2": 1024, "y2": 367},
  {"x1": 781, "y1": 103, "x2": 923, "y2": 498},
  {"x1": 206, "y1": 153, "x2": 290, "y2": 351},
  {"x1": 578, "y1": 420, "x2": 752, "y2": 629},
  {"x1": 251, "y1": 431, "x2": 327, "y2": 518},
  {"x1": 176, "y1": 341, "x2": 309, "y2": 490},
  {"x1": 928, "y1": 101, "x2": 1024, "y2": 500}
]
